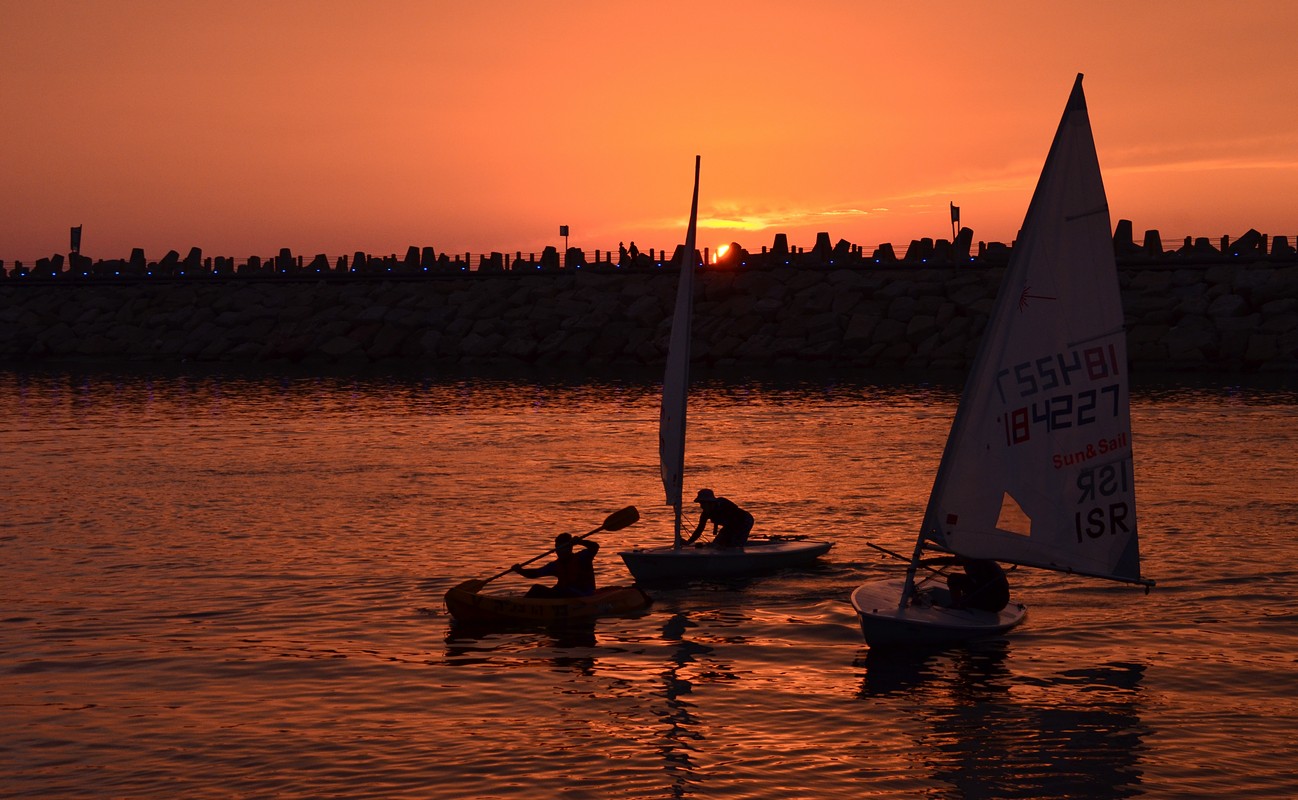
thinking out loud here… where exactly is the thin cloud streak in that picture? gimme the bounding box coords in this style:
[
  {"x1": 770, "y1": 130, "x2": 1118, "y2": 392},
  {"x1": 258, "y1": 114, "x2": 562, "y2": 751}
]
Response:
[{"x1": 1112, "y1": 157, "x2": 1298, "y2": 175}]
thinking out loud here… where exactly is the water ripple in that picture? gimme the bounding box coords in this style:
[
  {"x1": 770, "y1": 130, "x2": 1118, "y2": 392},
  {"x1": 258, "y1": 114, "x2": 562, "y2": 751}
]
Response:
[{"x1": 3, "y1": 368, "x2": 1298, "y2": 798}]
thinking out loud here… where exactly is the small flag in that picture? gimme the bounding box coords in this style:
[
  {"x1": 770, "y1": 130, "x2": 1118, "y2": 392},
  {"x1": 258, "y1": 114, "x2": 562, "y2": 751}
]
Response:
[
  {"x1": 949, "y1": 203, "x2": 960, "y2": 225},
  {"x1": 70, "y1": 225, "x2": 82, "y2": 253},
  {"x1": 559, "y1": 225, "x2": 569, "y2": 237}
]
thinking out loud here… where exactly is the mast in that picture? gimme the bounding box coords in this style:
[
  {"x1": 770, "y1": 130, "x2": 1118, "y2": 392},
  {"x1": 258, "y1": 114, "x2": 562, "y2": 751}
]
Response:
[{"x1": 660, "y1": 155, "x2": 701, "y2": 547}]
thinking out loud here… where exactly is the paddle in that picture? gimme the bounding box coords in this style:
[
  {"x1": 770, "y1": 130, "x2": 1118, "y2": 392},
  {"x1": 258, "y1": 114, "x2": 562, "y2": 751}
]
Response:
[{"x1": 461, "y1": 505, "x2": 641, "y2": 593}]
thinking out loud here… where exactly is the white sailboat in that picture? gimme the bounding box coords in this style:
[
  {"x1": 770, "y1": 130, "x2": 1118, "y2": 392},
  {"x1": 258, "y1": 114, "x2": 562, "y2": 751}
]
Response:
[
  {"x1": 620, "y1": 156, "x2": 833, "y2": 583},
  {"x1": 852, "y1": 74, "x2": 1153, "y2": 646}
]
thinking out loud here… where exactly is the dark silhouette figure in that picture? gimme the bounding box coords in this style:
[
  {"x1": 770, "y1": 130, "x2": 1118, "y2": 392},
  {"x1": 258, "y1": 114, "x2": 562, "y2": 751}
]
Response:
[
  {"x1": 511, "y1": 533, "x2": 599, "y2": 598},
  {"x1": 685, "y1": 489, "x2": 753, "y2": 548},
  {"x1": 922, "y1": 555, "x2": 1010, "y2": 612}
]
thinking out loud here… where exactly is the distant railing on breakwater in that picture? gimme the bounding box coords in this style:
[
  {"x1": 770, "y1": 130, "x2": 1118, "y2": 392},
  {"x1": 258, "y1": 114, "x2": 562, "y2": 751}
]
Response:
[{"x1": 2, "y1": 221, "x2": 1295, "y2": 283}]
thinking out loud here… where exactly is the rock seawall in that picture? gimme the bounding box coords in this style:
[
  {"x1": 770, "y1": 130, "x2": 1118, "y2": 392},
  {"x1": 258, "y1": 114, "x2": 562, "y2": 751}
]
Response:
[{"x1": 2, "y1": 263, "x2": 1296, "y2": 372}]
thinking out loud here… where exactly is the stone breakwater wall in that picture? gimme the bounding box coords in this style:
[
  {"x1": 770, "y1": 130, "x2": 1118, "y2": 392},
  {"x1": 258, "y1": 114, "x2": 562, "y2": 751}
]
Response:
[{"x1": 1, "y1": 262, "x2": 1296, "y2": 372}]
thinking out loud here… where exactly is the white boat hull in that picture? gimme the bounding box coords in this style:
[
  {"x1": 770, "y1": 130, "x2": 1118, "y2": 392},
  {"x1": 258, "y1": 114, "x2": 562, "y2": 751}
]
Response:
[
  {"x1": 851, "y1": 579, "x2": 1027, "y2": 647},
  {"x1": 619, "y1": 538, "x2": 833, "y2": 582}
]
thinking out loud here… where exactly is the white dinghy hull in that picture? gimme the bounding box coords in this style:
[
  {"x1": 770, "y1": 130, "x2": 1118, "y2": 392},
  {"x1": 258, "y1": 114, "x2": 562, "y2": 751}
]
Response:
[
  {"x1": 620, "y1": 538, "x2": 832, "y2": 583},
  {"x1": 851, "y1": 579, "x2": 1026, "y2": 647}
]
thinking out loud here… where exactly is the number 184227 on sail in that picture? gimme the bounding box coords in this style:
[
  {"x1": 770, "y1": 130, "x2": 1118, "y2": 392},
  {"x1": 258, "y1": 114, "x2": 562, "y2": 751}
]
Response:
[{"x1": 996, "y1": 343, "x2": 1124, "y2": 446}]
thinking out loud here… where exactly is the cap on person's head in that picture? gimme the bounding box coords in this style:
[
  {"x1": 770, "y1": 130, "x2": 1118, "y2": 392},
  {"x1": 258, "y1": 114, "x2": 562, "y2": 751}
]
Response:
[
  {"x1": 554, "y1": 532, "x2": 574, "y2": 548},
  {"x1": 694, "y1": 488, "x2": 715, "y2": 503}
]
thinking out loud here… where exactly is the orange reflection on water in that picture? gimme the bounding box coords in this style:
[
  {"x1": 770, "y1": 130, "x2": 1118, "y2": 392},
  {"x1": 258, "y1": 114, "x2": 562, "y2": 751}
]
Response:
[{"x1": 4, "y1": 370, "x2": 1298, "y2": 798}]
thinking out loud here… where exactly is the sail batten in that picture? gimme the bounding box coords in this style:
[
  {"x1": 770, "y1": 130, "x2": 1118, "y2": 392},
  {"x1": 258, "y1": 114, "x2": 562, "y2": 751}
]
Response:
[{"x1": 919, "y1": 73, "x2": 1145, "y2": 586}]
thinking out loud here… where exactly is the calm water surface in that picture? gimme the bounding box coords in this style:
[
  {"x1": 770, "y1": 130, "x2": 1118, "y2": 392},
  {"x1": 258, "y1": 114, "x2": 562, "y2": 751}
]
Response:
[{"x1": 2, "y1": 366, "x2": 1297, "y2": 799}]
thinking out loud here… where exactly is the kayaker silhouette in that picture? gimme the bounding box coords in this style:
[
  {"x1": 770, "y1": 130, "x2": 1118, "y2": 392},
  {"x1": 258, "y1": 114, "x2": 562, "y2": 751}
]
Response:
[
  {"x1": 511, "y1": 533, "x2": 599, "y2": 598},
  {"x1": 684, "y1": 488, "x2": 754, "y2": 548}
]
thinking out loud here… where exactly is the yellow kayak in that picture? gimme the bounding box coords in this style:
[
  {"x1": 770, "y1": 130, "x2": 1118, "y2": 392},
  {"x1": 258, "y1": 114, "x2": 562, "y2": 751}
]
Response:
[{"x1": 444, "y1": 579, "x2": 652, "y2": 626}]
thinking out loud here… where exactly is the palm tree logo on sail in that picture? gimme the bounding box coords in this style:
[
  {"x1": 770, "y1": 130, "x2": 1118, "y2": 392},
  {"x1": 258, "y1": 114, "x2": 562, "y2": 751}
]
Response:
[{"x1": 1017, "y1": 283, "x2": 1057, "y2": 312}]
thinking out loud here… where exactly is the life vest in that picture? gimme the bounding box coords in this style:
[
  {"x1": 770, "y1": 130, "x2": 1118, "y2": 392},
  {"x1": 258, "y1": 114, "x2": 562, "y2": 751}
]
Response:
[{"x1": 552, "y1": 551, "x2": 596, "y2": 595}]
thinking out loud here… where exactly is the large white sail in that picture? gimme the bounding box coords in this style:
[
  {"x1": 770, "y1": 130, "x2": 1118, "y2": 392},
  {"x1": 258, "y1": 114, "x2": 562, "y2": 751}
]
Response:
[
  {"x1": 921, "y1": 75, "x2": 1143, "y2": 584},
  {"x1": 659, "y1": 156, "x2": 701, "y2": 540}
]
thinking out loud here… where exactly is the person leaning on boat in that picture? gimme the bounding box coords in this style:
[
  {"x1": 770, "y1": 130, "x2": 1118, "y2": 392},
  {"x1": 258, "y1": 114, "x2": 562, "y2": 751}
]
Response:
[
  {"x1": 685, "y1": 489, "x2": 754, "y2": 548},
  {"x1": 921, "y1": 554, "x2": 1010, "y2": 612},
  {"x1": 510, "y1": 533, "x2": 599, "y2": 598}
]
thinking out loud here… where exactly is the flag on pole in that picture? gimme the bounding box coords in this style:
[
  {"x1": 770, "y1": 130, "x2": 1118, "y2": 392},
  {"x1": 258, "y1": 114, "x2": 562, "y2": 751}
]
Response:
[
  {"x1": 70, "y1": 225, "x2": 82, "y2": 253},
  {"x1": 949, "y1": 202, "x2": 959, "y2": 224}
]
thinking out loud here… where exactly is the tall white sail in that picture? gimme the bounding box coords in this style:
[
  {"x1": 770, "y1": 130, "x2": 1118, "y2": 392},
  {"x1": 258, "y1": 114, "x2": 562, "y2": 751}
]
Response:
[
  {"x1": 659, "y1": 156, "x2": 701, "y2": 542},
  {"x1": 921, "y1": 75, "x2": 1143, "y2": 584}
]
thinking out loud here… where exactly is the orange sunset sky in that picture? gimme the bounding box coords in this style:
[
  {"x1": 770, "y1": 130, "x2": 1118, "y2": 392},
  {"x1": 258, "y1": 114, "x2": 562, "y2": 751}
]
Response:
[{"x1": 4, "y1": 1, "x2": 1298, "y2": 263}]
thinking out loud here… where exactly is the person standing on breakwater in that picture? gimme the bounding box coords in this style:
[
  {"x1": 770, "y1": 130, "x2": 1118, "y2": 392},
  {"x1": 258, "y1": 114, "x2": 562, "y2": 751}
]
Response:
[
  {"x1": 685, "y1": 489, "x2": 754, "y2": 548},
  {"x1": 511, "y1": 533, "x2": 600, "y2": 598}
]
